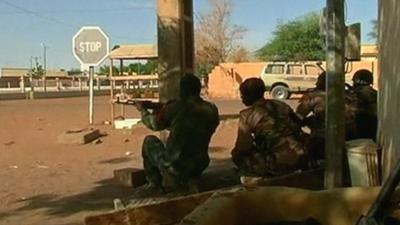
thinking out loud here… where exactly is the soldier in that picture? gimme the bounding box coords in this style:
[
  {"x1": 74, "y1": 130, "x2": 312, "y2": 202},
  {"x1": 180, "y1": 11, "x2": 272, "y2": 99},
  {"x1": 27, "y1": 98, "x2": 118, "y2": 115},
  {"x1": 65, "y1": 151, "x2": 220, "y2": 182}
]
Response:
[
  {"x1": 296, "y1": 72, "x2": 327, "y2": 161},
  {"x1": 296, "y1": 72, "x2": 358, "y2": 161},
  {"x1": 350, "y1": 69, "x2": 378, "y2": 140},
  {"x1": 231, "y1": 78, "x2": 307, "y2": 177},
  {"x1": 134, "y1": 74, "x2": 219, "y2": 193}
]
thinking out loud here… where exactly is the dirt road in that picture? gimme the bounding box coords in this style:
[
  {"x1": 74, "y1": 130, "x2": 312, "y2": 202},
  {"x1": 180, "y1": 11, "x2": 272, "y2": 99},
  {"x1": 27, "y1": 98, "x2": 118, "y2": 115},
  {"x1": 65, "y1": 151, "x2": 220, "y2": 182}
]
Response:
[{"x1": 0, "y1": 96, "x2": 298, "y2": 225}]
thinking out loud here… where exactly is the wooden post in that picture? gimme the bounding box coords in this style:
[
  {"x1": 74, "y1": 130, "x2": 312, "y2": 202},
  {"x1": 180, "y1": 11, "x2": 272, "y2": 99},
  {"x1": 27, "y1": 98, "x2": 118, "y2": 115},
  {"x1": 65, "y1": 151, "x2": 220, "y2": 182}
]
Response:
[
  {"x1": 110, "y1": 59, "x2": 115, "y2": 124},
  {"x1": 119, "y1": 59, "x2": 125, "y2": 117},
  {"x1": 325, "y1": 0, "x2": 346, "y2": 189}
]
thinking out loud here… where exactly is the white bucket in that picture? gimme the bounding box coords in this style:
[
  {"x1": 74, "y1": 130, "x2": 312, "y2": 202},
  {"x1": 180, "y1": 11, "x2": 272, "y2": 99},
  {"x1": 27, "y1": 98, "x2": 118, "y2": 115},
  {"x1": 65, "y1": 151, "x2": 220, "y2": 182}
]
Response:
[{"x1": 346, "y1": 139, "x2": 381, "y2": 186}]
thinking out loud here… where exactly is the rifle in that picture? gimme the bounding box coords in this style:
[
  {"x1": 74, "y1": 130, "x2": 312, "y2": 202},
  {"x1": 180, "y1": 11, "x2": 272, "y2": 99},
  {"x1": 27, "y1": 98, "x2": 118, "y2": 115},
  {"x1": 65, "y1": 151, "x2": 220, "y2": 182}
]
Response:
[
  {"x1": 113, "y1": 98, "x2": 164, "y2": 112},
  {"x1": 355, "y1": 159, "x2": 400, "y2": 225}
]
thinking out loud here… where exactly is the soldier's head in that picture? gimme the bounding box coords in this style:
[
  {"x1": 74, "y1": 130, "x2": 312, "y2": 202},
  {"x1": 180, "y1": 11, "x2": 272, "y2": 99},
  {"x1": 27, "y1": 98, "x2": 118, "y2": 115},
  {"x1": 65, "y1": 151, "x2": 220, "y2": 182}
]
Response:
[
  {"x1": 239, "y1": 78, "x2": 266, "y2": 106},
  {"x1": 315, "y1": 71, "x2": 326, "y2": 91},
  {"x1": 180, "y1": 73, "x2": 202, "y2": 99},
  {"x1": 352, "y1": 70, "x2": 373, "y2": 87}
]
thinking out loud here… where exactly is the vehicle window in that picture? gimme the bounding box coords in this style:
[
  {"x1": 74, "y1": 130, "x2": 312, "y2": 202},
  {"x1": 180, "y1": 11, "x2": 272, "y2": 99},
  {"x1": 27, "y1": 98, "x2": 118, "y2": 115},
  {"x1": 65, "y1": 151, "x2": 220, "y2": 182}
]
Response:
[
  {"x1": 305, "y1": 65, "x2": 320, "y2": 75},
  {"x1": 287, "y1": 65, "x2": 303, "y2": 74},
  {"x1": 265, "y1": 65, "x2": 285, "y2": 74}
]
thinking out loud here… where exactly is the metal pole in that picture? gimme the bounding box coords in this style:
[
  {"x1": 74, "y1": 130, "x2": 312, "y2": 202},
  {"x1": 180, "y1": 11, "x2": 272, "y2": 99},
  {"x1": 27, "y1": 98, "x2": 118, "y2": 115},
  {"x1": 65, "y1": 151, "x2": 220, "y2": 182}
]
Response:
[
  {"x1": 41, "y1": 43, "x2": 48, "y2": 92},
  {"x1": 89, "y1": 66, "x2": 94, "y2": 125},
  {"x1": 325, "y1": 0, "x2": 346, "y2": 189},
  {"x1": 30, "y1": 56, "x2": 34, "y2": 93}
]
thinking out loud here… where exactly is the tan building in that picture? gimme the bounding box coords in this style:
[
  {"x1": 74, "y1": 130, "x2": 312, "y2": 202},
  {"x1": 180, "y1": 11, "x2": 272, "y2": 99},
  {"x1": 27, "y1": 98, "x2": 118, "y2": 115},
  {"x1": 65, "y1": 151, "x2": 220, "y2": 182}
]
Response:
[
  {"x1": 0, "y1": 67, "x2": 30, "y2": 78},
  {"x1": 207, "y1": 45, "x2": 378, "y2": 99}
]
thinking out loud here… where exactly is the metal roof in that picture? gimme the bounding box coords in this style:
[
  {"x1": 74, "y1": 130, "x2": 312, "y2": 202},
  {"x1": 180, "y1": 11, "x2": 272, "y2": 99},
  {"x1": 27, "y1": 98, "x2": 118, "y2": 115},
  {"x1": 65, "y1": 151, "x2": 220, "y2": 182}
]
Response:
[{"x1": 109, "y1": 44, "x2": 158, "y2": 60}]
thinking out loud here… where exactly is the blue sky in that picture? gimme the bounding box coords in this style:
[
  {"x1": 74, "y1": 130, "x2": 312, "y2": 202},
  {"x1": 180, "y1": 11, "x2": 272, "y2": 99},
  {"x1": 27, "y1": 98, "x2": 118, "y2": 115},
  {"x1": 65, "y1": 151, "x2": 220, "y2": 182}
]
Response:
[{"x1": 0, "y1": 0, "x2": 377, "y2": 70}]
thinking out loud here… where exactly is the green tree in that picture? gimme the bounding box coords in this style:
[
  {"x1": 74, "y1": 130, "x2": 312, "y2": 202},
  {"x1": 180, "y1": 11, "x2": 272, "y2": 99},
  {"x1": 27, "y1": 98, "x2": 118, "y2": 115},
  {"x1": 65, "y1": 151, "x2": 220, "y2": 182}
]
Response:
[
  {"x1": 99, "y1": 65, "x2": 119, "y2": 76},
  {"x1": 67, "y1": 68, "x2": 82, "y2": 76},
  {"x1": 257, "y1": 12, "x2": 324, "y2": 61},
  {"x1": 31, "y1": 64, "x2": 44, "y2": 78},
  {"x1": 367, "y1": 19, "x2": 378, "y2": 43}
]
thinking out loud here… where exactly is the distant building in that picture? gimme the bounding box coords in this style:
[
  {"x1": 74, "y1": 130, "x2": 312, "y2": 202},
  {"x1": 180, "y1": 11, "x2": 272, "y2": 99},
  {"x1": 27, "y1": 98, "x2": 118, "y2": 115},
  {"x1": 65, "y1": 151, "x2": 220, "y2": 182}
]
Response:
[
  {"x1": 0, "y1": 67, "x2": 68, "y2": 78},
  {"x1": 0, "y1": 67, "x2": 30, "y2": 78}
]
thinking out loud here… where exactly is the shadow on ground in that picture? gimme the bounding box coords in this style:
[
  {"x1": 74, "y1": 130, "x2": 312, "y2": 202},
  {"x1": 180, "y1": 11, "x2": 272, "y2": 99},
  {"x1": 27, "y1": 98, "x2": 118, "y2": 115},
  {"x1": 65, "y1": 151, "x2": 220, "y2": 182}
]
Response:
[
  {"x1": 3, "y1": 158, "x2": 239, "y2": 219},
  {"x1": 10, "y1": 178, "x2": 136, "y2": 218}
]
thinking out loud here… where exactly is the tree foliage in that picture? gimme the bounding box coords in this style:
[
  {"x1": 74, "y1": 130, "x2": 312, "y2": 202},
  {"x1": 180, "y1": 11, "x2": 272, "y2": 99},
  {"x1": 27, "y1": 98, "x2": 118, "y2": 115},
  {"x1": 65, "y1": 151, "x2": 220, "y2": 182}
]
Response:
[
  {"x1": 31, "y1": 63, "x2": 44, "y2": 78},
  {"x1": 257, "y1": 12, "x2": 324, "y2": 61},
  {"x1": 67, "y1": 68, "x2": 82, "y2": 76},
  {"x1": 98, "y1": 60, "x2": 157, "y2": 76},
  {"x1": 195, "y1": 0, "x2": 248, "y2": 76},
  {"x1": 367, "y1": 19, "x2": 378, "y2": 43}
]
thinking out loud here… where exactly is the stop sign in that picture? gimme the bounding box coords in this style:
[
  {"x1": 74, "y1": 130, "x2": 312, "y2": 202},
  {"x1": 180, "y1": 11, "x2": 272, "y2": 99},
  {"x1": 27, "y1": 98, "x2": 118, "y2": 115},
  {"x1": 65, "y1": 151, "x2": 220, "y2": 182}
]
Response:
[{"x1": 72, "y1": 26, "x2": 110, "y2": 66}]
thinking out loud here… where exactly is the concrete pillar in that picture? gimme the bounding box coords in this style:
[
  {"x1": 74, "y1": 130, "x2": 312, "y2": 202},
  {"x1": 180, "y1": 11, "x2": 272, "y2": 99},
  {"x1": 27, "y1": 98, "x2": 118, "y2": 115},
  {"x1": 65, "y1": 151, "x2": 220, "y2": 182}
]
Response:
[
  {"x1": 56, "y1": 78, "x2": 60, "y2": 91},
  {"x1": 20, "y1": 76, "x2": 25, "y2": 93},
  {"x1": 97, "y1": 77, "x2": 101, "y2": 90},
  {"x1": 157, "y1": 0, "x2": 194, "y2": 103},
  {"x1": 79, "y1": 77, "x2": 82, "y2": 91}
]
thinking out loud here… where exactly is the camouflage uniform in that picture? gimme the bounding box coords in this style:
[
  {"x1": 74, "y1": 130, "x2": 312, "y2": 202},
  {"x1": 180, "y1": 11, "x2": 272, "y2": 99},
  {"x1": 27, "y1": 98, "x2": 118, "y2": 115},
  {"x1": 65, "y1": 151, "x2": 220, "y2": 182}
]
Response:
[
  {"x1": 231, "y1": 99, "x2": 307, "y2": 177},
  {"x1": 296, "y1": 90, "x2": 358, "y2": 160},
  {"x1": 140, "y1": 96, "x2": 219, "y2": 190},
  {"x1": 351, "y1": 85, "x2": 378, "y2": 140}
]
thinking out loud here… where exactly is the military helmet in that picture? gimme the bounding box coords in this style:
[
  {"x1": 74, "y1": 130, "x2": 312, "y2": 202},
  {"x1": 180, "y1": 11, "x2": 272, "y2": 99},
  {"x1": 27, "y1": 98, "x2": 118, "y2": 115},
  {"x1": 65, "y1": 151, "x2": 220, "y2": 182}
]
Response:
[{"x1": 352, "y1": 70, "x2": 373, "y2": 86}]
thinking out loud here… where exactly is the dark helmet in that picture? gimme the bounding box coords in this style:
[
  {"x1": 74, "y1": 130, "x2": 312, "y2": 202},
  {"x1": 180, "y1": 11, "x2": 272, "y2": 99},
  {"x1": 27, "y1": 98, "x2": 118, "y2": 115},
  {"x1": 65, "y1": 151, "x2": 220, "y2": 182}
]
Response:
[
  {"x1": 352, "y1": 70, "x2": 373, "y2": 86},
  {"x1": 180, "y1": 73, "x2": 202, "y2": 98},
  {"x1": 239, "y1": 78, "x2": 266, "y2": 106},
  {"x1": 315, "y1": 71, "x2": 326, "y2": 91}
]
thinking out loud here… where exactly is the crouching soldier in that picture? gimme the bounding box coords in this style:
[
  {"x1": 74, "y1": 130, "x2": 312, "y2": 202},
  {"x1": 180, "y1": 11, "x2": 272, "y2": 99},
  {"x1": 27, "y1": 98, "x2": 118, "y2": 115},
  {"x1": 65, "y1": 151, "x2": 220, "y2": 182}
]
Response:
[
  {"x1": 231, "y1": 78, "x2": 308, "y2": 177},
  {"x1": 296, "y1": 72, "x2": 358, "y2": 162},
  {"x1": 135, "y1": 74, "x2": 219, "y2": 193},
  {"x1": 350, "y1": 69, "x2": 378, "y2": 140}
]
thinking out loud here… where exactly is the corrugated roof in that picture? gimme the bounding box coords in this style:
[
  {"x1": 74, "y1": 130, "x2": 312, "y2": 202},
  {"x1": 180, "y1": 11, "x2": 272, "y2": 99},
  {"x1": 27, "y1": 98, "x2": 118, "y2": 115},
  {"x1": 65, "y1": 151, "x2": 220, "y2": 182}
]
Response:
[{"x1": 109, "y1": 44, "x2": 158, "y2": 59}]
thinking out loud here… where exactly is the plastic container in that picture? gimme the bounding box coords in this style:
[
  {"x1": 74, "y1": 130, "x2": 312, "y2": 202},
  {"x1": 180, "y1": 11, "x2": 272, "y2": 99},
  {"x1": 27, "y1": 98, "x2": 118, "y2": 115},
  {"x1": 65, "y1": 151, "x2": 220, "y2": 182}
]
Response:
[{"x1": 346, "y1": 139, "x2": 381, "y2": 186}]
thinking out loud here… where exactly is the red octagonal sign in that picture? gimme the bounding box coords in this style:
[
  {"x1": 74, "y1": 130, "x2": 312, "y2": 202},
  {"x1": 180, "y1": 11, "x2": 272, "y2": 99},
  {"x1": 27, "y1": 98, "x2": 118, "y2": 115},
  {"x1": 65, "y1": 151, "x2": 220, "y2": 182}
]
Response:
[{"x1": 72, "y1": 26, "x2": 110, "y2": 66}]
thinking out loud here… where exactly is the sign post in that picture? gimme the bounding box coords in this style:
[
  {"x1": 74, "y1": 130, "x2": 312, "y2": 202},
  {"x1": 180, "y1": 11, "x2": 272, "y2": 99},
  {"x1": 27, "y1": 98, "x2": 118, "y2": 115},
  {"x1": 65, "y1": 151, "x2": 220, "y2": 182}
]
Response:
[{"x1": 72, "y1": 26, "x2": 109, "y2": 125}]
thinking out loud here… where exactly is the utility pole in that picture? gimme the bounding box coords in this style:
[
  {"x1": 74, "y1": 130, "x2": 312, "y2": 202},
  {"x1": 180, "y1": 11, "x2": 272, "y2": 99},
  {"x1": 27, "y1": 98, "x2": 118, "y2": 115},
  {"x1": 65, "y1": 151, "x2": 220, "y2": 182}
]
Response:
[
  {"x1": 325, "y1": 0, "x2": 346, "y2": 189},
  {"x1": 41, "y1": 43, "x2": 48, "y2": 92},
  {"x1": 30, "y1": 56, "x2": 34, "y2": 93}
]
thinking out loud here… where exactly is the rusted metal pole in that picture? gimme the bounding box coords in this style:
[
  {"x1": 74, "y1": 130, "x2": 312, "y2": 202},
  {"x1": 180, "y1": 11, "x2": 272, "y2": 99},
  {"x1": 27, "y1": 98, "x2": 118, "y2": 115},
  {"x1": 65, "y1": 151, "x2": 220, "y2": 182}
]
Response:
[{"x1": 325, "y1": 0, "x2": 346, "y2": 189}]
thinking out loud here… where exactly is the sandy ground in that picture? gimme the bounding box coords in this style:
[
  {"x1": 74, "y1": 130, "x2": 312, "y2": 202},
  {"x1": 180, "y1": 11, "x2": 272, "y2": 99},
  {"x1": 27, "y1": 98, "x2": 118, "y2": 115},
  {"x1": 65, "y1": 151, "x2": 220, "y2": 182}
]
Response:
[{"x1": 0, "y1": 96, "x2": 298, "y2": 225}]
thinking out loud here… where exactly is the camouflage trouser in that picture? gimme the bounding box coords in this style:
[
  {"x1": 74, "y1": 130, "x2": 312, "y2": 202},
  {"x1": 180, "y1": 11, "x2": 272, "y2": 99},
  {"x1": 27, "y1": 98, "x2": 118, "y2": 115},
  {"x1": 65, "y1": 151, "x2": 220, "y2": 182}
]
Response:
[
  {"x1": 142, "y1": 135, "x2": 207, "y2": 191},
  {"x1": 234, "y1": 137, "x2": 307, "y2": 177}
]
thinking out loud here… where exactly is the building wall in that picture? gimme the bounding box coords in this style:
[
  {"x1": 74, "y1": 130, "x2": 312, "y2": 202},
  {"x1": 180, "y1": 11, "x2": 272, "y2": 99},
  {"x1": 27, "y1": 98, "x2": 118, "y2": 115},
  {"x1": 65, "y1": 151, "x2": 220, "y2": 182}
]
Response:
[
  {"x1": 207, "y1": 62, "x2": 267, "y2": 99},
  {"x1": 378, "y1": 0, "x2": 400, "y2": 178}
]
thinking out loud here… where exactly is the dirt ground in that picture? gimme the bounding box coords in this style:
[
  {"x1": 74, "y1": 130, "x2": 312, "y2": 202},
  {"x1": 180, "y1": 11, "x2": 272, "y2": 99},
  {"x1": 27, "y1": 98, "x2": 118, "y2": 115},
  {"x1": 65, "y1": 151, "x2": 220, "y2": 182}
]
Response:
[{"x1": 0, "y1": 96, "x2": 298, "y2": 225}]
